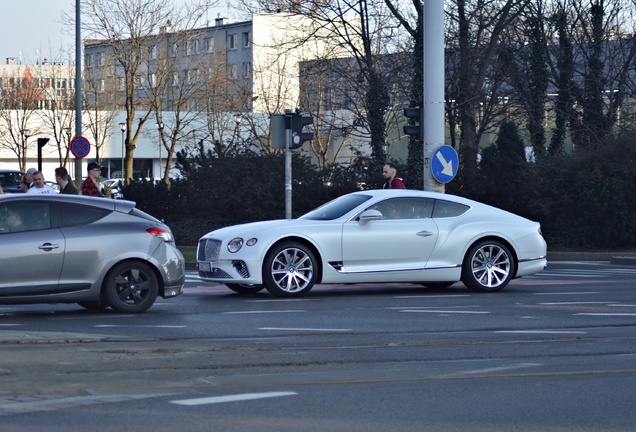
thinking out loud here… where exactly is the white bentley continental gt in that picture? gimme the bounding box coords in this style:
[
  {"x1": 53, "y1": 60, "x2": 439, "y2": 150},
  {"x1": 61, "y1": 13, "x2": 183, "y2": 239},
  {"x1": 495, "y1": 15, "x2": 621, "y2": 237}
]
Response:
[{"x1": 197, "y1": 190, "x2": 547, "y2": 297}]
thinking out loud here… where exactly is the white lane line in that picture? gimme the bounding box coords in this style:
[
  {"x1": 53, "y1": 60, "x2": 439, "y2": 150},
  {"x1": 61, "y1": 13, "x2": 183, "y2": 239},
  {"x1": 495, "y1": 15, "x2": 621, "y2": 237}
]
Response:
[
  {"x1": 395, "y1": 295, "x2": 471, "y2": 299},
  {"x1": 400, "y1": 310, "x2": 490, "y2": 314},
  {"x1": 534, "y1": 292, "x2": 602, "y2": 295},
  {"x1": 260, "y1": 327, "x2": 351, "y2": 332},
  {"x1": 457, "y1": 363, "x2": 541, "y2": 376},
  {"x1": 249, "y1": 299, "x2": 313, "y2": 302},
  {"x1": 495, "y1": 330, "x2": 586, "y2": 334},
  {"x1": 575, "y1": 313, "x2": 636, "y2": 317},
  {"x1": 94, "y1": 325, "x2": 186, "y2": 328},
  {"x1": 222, "y1": 310, "x2": 305, "y2": 314},
  {"x1": 538, "y1": 302, "x2": 613, "y2": 305},
  {"x1": 170, "y1": 392, "x2": 297, "y2": 406},
  {"x1": 0, "y1": 324, "x2": 22, "y2": 327},
  {"x1": 387, "y1": 305, "x2": 481, "y2": 310}
]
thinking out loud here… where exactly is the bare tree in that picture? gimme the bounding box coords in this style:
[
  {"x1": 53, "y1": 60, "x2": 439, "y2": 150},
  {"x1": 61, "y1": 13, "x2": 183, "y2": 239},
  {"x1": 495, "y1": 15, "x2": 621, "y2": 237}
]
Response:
[
  {"x1": 78, "y1": 0, "x2": 213, "y2": 182},
  {"x1": 241, "y1": 2, "x2": 401, "y2": 172},
  {"x1": 33, "y1": 56, "x2": 78, "y2": 168},
  {"x1": 0, "y1": 66, "x2": 45, "y2": 171},
  {"x1": 445, "y1": 0, "x2": 530, "y2": 192}
]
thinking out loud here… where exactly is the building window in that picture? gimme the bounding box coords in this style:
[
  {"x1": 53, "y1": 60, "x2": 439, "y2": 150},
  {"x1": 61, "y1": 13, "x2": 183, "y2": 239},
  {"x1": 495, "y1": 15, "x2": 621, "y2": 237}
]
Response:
[
  {"x1": 187, "y1": 39, "x2": 199, "y2": 55},
  {"x1": 108, "y1": 64, "x2": 116, "y2": 76},
  {"x1": 170, "y1": 43, "x2": 179, "y2": 57},
  {"x1": 242, "y1": 62, "x2": 252, "y2": 78},
  {"x1": 85, "y1": 54, "x2": 92, "y2": 67},
  {"x1": 229, "y1": 64, "x2": 237, "y2": 79},
  {"x1": 97, "y1": 52, "x2": 105, "y2": 66},
  {"x1": 242, "y1": 32, "x2": 251, "y2": 48},
  {"x1": 186, "y1": 69, "x2": 199, "y2": 84},
  {"x1": 227, "y1": 34, "x2": 237, "y2": 50},
  {"x1": 171, "y1": 72, "x2": 179, "y2": 87},
  {"x1": 98, "y1": 79, "x2": 105, "y2": 93},
  {"x1": 118, "y1": 77, "x2": 125, "y2": 91},
  {"x1": 149, "y1": 73, "x2": 157, "y2": 88},
  {"x1": 204, "y1": 37, "x2": 214, "y2": 53}
]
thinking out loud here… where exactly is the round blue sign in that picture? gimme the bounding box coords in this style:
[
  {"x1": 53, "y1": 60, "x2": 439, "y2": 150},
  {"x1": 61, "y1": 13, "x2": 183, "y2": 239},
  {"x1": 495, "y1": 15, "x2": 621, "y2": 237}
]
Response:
[
  {"x1": 70, "y1": 136, "x2": 91, "y2": 159},
  {"x1": 431, "y1": 145, "x2": 458, "y2": 183}
]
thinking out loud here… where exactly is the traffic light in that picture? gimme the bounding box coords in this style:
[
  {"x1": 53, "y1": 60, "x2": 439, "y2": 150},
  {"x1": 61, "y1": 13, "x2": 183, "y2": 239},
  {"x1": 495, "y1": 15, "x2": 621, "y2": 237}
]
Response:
[
  {"x1": 37, "y1": 138, "x2": 49, "y2": 172},
  {"x1": 290, "y1": 112, "x2": 314, "y2": 149},
  {"x1": 403, "y1": 102, "x2": 424, "y2": 142}
]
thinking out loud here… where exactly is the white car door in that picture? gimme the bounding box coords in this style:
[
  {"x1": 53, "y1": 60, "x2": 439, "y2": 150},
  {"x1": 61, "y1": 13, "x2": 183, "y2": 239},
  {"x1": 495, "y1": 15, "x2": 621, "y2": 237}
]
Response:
[{"x1": 341, "y1": 197, "x2": 439, "y2": 274}]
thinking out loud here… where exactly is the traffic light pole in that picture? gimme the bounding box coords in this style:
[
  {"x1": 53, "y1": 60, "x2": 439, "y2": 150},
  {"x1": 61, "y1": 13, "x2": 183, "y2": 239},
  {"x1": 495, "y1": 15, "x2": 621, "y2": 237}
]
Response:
[
  {"x1": 423, "y1": 0, "x2": 445, "y2": 193},
  {"x1": 271, "y1": 111, "x2": 314, "y2": 219}
]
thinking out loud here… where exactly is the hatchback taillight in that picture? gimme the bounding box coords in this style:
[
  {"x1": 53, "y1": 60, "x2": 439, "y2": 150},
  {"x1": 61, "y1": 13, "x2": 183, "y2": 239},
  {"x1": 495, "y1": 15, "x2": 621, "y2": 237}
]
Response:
[{"x1": 147, "y1": 226, "x2": 174, "y2": 242}]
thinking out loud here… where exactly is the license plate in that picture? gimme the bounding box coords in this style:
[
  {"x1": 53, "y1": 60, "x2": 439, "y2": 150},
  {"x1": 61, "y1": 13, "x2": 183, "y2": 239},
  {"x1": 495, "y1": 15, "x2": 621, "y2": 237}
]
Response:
[{"x1": 198, "y1": 262, "x2": 211, "y2": 272}]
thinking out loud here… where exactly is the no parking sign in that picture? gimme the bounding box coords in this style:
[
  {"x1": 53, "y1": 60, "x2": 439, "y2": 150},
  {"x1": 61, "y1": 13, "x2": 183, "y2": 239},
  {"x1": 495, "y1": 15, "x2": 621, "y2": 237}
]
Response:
[{"x1": 70, "y1": 136, "x2": 91, "y2": 159}]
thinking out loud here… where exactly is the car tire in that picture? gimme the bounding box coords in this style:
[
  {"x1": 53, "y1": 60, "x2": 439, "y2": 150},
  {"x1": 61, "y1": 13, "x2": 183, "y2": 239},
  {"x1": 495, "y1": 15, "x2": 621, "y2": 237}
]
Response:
[
  {"x1": 103, "y1": 261, "x2": 159, "y2": 313},
  {"x1": 225, "y1": 283, "x2": 265, "y2": 294},
  {"x1": 462, "y1": 240, "x2": 515, "y2": 292},
  {"x1": 262, "y1": 242, "x2": 318, "y2": 297}
]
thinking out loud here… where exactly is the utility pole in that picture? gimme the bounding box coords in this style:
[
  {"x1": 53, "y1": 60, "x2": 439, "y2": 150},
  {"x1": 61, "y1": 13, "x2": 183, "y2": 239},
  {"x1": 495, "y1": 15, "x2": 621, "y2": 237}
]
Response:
[
  {"x1": 423, "y1": 0, "x2": 445, "y2": 193},
  {"x1": 74, "y1": 0, "x2": 83, "y2": 184}
]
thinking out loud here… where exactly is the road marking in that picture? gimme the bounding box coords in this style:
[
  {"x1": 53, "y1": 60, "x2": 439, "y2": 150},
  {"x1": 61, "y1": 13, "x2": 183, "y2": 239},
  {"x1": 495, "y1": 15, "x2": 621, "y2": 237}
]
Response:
[
  {"x1": 0, "y1": 324, "x2": 21, "y2": 327},
  {"x1": 575, "y1": 313, "x2": 636, "y2": 317},
  {"x1": 534, "y1": 292, "x2": 602, "y2": 295},
  {"x1": 170, "y1": 392, "x2": 297, "y2": 406},
  {"x1": 249, "y1": 299, "x2": 313, "y2": 302},
  {"x1": 457, "y1": 363, "x2": 541, "y2": 375},
  {"x1": 94, "y1": 325, "x2": 186, "y2": 328},
  {"x1": 537, "y1": 302, "x2": 613, "y2": 305},
  {"x1": 400, "y1": 310, "x2": 490, "y2": 314},
  {"x1": 260, "y1": 327, "x2": 352, "y2": 332},
  {"x1": 222, "y1": 310, "x2": 304, "y2": 314},
  {"x1": 395, "y1": 295, "x2": 471, "y2": 299},
  {"x1": 495, "y1": 330, "x2": 586, "y2": 334}
]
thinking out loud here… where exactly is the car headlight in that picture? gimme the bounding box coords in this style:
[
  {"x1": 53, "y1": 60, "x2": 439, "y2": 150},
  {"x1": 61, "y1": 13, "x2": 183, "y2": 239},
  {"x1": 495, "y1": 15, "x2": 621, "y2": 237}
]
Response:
[
  {"x1": 246, "y1": 237, "x2": 257, "y2": 246},
  {"x1": 227, "y1": 237, "x2": 244, "y2": 253}
]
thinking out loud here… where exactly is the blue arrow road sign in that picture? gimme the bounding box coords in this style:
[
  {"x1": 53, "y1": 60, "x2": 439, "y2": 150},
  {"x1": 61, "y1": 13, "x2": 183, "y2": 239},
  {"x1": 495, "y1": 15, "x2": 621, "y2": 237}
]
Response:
[{"x1": 431, "y1": 145, "x2": 458, "y2": 183}]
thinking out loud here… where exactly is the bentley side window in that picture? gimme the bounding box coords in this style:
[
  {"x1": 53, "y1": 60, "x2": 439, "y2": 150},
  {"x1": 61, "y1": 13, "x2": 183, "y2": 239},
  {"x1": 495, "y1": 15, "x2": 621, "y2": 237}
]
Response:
[{"x1": 432, "y1": 200, "x2": 469, "y2": 218}]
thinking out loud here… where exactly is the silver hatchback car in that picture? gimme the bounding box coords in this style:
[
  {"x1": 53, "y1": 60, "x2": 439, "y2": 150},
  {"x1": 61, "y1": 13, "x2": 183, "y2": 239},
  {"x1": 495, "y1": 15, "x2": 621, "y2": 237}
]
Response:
[{"x1": 0, "y1": 194, "x2": 185, "y2": 313}]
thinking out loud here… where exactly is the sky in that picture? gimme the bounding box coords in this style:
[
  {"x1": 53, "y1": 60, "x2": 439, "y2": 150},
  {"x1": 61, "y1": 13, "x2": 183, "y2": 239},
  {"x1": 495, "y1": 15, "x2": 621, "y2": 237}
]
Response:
[
  {"x1": 0, "y1": 0, "x2": 73, "y2": 63},
  {"x1": 0, "y1": 0, "x2": 235, "y2": 65}
]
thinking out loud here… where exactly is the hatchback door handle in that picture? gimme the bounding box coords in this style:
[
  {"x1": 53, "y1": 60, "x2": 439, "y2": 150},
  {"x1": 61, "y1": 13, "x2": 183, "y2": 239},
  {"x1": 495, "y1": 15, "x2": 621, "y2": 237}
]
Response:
[
  {"x1": 416, "y1": 231, "x2": 433, "y2": 237},
  {"x1": 38, "y1": 243, "x2": 60, "y2": 251}
]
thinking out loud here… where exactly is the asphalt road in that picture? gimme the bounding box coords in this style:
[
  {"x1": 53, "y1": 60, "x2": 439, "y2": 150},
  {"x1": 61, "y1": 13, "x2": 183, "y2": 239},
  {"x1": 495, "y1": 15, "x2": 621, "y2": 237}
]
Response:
[{"x1": 1, "y1": 259, "x2": 635, "y2": 431}]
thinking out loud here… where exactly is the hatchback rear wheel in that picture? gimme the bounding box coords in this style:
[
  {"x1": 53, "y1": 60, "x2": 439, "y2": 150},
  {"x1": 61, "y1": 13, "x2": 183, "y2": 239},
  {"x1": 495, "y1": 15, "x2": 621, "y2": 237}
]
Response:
[{"x1": 103, "y1": 261, "x2": 159, "y2": 313}]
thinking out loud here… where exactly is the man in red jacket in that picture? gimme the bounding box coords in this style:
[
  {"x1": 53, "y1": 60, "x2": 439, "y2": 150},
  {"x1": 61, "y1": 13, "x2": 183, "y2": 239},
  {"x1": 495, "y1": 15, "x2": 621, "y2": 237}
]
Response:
[
  {"x1": 382, "y1": 162, "x2": 406, "y2": 189},
  {"x1": 81, "y1": 162, "x2": 104, "y2": 197}
]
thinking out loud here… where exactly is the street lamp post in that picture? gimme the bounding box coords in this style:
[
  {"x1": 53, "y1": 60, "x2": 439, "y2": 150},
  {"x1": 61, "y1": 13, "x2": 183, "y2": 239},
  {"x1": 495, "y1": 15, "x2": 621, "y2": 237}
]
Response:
[
  {"x1": 119, "y1": 122, "x2": 126, "y2": 179},
  {"x1": 23, "y1": 129, "x2": 31, "y2": 171},
  {"x1": 233, "y1": 113, "x2": 242, "y2": 149}
]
